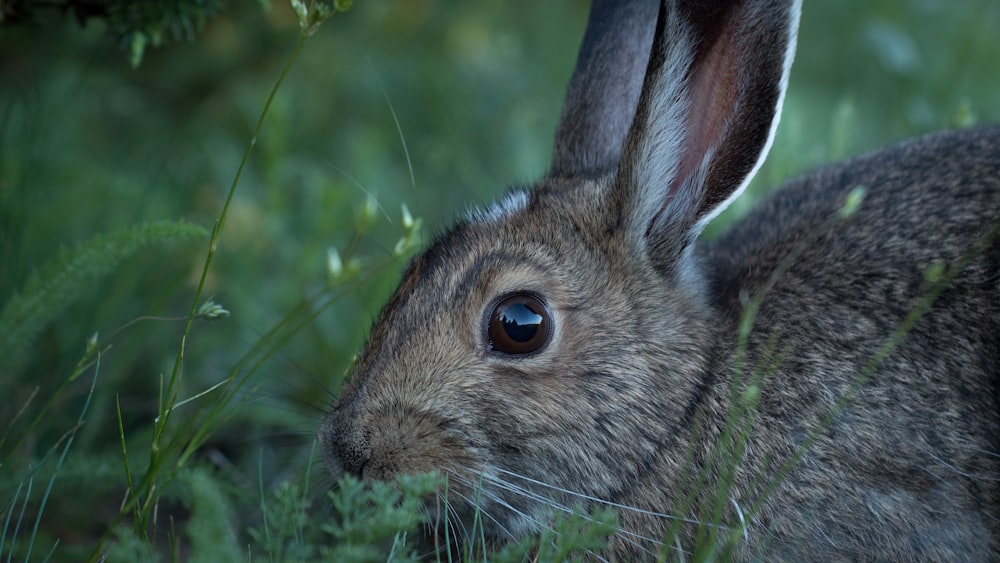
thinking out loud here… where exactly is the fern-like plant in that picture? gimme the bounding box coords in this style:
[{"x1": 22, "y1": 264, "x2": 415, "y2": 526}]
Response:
[{"x1": 0, "y1": 219, "x2": 207, "y2": 374}]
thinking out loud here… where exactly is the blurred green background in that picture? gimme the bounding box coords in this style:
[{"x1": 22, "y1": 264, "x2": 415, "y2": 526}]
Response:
[{"x1": 1, "y1": 0, "x2": 998, "y2": 558}]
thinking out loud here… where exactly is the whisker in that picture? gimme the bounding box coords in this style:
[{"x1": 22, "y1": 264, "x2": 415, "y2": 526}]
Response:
[
  {"x1": 478, "y1": 472, "x2": 672, "y2": 559},
  {"x1": 912, "y1": 462, "x2": 1000, "y2": 530},
  {"x1": 251, "y1": 381, "x2": 332, "y2": 412},
  {"x1": 259, "y1": 346, "x2": 337, "y2": 402},
  {"x1": 450, "y1": 473, "x2": 542, "y2": 532},
  {"x1": 449, "y1": 487, "x2": 518, "y2": 542},
  {"x1": 730, "y1": 497, "x2": 750, "y2": 544},
  {"x1": 453, "y1": 504, "x2": 473, "y2": 553},
  {"x1": 436, "y1": 487, "x2": 463, "y2": 550},
  {"x1": 449, "y1": 467, "x2": 695, "y2": 559},
  {"x1": 972, "y1": 448, "x2": 1000, "y2": 460},
  {"x1": 303, "y1": 150, "x2": 396, "y2": 226},
  {"x1": 451, "y1": 493, "x2": 474, "y2": 546},
  {"x1": 245, "y1": 396, "x2": 328, "y2": 418},
  {"x1": 919, "y1": 447, "x2": 1000, "y2": 482},
  {"x1": 610, "y1": 530, "x2": 666, "y2": 560},
  {"x1": 674, "y1": 536, "x2": 687, "y2": 563},
  {"x1": 480, "y1": 472, "x2": 572, "y2": 515},
  {"x1": 446, "y1": 499, "x2": 468, "y2": 557},
  {"x1": 491, "y1": 467, "x2": 733, "y2": 531},
  {"x1": 366, "y1": 57, "x2": 418, "y2": 197}
]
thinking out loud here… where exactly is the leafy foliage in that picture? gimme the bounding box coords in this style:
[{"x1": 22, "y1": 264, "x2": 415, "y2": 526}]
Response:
[
  {"x1": 490, "y1": 506, "x2": 618, "y2": 563},
  {"x1": 0, "y1": 220, "x2": 206, "y2": 374},
  {"x1": 1, "y1": 0, "x2": 222, "y2": 66},
  {"x1": 320, "y1": 473, "x2": 438, "y2": 562}
]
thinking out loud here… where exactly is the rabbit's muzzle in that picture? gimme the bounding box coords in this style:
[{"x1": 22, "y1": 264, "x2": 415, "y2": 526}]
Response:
[{"x1": 319, "y1": 400, "x2": 372, "y2": 479}]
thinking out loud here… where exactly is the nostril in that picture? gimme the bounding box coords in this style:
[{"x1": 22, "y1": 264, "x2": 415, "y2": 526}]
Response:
[
  {"x1": 337, "y1": 436, "x2": 371, "y2": 478},
  {"x1": 319, "y1": 412, "x2": 371, "y2": 479}
]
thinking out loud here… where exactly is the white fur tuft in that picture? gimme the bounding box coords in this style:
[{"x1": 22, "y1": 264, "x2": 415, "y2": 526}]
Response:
[
  {"x1": 630, "y1": 18, "x2": 696, "y2": 249},
  {"x1": 468, "y1": 190, "x2": 530, "y2": 223}
]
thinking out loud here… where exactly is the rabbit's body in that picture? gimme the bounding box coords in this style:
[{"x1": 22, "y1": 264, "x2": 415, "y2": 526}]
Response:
[
  {"x1": 320, "y1": 0, "x2": 1000, "y2": 559},
  {"x1": 702, "y1": 126, "x2": 1000, "y2": 559}
]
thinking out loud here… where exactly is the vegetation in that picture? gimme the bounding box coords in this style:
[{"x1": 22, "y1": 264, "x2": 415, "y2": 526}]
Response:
[{"x1": 1, "y1": 0, "x2": 998, "y2": 560}]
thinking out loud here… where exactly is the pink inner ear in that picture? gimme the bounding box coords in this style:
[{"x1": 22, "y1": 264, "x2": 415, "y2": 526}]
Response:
[{"x1": 667, "y1": 27, "x2": 740, "y2": 209}]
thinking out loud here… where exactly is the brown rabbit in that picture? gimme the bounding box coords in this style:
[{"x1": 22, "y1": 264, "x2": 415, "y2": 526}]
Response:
[{"x1": 320, "y1": 0, "x2": 1000, "y2": 559}]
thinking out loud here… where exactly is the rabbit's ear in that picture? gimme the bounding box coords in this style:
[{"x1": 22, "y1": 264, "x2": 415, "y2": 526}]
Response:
[
  {"x1": 549, "y1": 0, "x2": 660, "y2": 178},
  {"x1": 616, "y1": 0, "x2": 800, "y2": 262}
]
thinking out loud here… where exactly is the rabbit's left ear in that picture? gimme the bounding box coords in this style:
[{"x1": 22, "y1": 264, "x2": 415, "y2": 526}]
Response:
[
  {"x1": 616, "y1": 0, "x2": 801, "y2": 262},
  {"x1": 549, "y1": 0, "x2": 660, "y2": 178}
]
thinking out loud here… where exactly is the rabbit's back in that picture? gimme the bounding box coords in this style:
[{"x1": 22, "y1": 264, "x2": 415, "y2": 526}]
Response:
[{"x1": 703, "y1": 126, "x2": 1000, "y2": 559}]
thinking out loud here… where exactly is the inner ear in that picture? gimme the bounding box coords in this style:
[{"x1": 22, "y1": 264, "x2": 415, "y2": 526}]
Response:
[
  {"x1": 669, "y1": 7, "x2": 744, "y2": 214},
  {"x1": 617, "y1": 0, "x2": 800, "y2": 250},
  {"x1": 694, "y1": 13, "x2": 788, "y2": 220}
]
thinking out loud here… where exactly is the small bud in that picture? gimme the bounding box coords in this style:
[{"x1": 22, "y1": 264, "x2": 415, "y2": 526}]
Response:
[
  {"x1": 327, "y1": 247, "x2": 344, "y2": 279},
  {"x1": 346, "y1": 257, "x2": 362, "y2": 277},
  {"x1": 197, "y1": 299, "x2": 230, "y2": 322},
  {"x1": 86, "y1": 332, "x2": 99, "y2": 354},
  {"x1": 952, "y1": 100, "x2": 975, "y2": 129},
  {"x1": 129, "y1": 32, "x2": 148, "y2": 68},
  {"x1": 311, "y1": 3, "x2": 331, "y2": 24},
  {"x1": 839, "y1": 185, "x2": 866, "y2": 219},
  {"x1": 393, "y1": 236, "x2": 408, "y2": 256},
  {"x1": 289, "y1": 0, "x2": 308, "y2": 26},
  {"x1": 924, "y1": 260, "x2": 946, "y2": 283},
  {"x1": 738, "y1": 289, "x2": 751, "y2": 307},
  {"x1": 355, "y1": 195, "x2": 378, "y2": 233},
  {"x1": 401, "y1": 203, "x2": 414, "y2": 230}
]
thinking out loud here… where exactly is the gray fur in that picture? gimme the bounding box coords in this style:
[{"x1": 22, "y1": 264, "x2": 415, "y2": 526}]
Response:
[
  {"x1": 550, "y1": 0, "x2": 659, "y2": 177},
  {"x1": 320, "y1": 0, "x2": 1000, "y2": 559}
]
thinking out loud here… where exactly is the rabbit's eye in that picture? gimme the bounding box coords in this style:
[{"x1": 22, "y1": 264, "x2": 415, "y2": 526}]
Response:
[{"x1": 487, "y1": 293, "x2": 551, "y2": 356}]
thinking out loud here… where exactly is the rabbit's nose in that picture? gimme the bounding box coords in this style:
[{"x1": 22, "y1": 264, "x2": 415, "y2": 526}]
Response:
[
  {"x1": 334, "y1": 433, "x2": 372, "y2": 478},
  {"x1": 319, "y1": 410, "x2": 372, "y2": 479}
]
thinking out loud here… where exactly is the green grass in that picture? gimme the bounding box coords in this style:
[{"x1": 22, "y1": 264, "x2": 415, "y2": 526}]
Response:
[{"x1": 1, "y1": 0, "x2": 998, "y2": 561}]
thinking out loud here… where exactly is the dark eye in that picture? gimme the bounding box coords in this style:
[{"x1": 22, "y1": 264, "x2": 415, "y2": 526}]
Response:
[{"x1": 487, "y1": 293, "x2": 552, "y2": 356}]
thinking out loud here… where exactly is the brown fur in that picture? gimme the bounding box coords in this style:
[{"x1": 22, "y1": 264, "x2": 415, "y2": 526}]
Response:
[{"x1": 320, "y1": 0, "x2": 1000, "y2": 559}]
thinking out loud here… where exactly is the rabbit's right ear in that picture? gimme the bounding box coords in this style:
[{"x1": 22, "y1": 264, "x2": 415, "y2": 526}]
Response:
[{"x1": 615, "y1": 0, "x2": 801, "y2": 267}]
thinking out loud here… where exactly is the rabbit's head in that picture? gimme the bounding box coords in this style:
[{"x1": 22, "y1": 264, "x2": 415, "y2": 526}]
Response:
[{"x1": 320, "y1": 0, "x2": 800, "y2": 545}]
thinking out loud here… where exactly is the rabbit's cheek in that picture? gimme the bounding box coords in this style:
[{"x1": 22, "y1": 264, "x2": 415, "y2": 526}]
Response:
[
  {"x1": 322, "y1": 395, "x2": 485, "y2": 482},
  {"x1": 363, "y1": 411, "x2": 478, "y2": 481}
]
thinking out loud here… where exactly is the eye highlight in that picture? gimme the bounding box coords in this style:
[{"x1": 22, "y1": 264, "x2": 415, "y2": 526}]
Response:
[{"x1": 486, "y1": 293, "x2": 552, "y2": 356}]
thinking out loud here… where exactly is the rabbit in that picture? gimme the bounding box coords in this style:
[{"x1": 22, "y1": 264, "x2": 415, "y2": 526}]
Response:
[{"x1": 319, "y1": 0, "x2": 1000, "y2": 559}]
